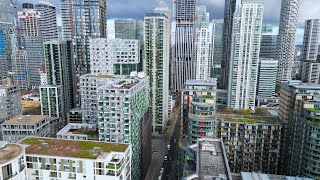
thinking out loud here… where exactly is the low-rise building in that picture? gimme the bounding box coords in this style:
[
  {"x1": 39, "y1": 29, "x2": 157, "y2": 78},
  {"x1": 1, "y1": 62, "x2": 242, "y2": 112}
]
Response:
[
  {"x1": 0, "y1": 81, "x2": 22, "y2": 123},
  {"x1": 67, "y1": 108, "x2": 82, "y2": 124},
  {"x1": 18, "y1": 137, "x2": 131, "y2": 180},
  {"x1": 0, "y1": 142, "x2": 26, "y2": 180},
  {"x1": 57, "y1": 123, "x2": 99, "y2": 141},
  {"x1": 1, "y1": 115, "x2": 51, "y2": 142}
]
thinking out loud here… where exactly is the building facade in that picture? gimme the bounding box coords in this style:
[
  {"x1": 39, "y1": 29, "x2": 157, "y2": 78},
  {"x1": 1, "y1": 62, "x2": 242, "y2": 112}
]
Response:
[
  {"x1": 172, "y1": 0, "x2": 197, "y2": 92},
  {"x1": 144, "y1": 11, "x2": 170, "y2": 133},
  {"x1": 301, "y1": 19, "x2": 320, "y2": 61},
  {"x1": 257, "y1": 59, "x2": 278, "y2": 98},
  {"x1": 34, "y1": 3, "x2": 58, "y2": 42},
  {"x1": 115, "y1": 19, "x2": 139, "y2": 40},
  {"x1": 11, "y1": 50, "x2": 29, "y2": 90},
  {"x1": 40, "y1": 85, "x2": 64, "y2": 118},
  {"x1": 276, "y1": 0, "x2": 300, "y2": 82},
  {"x1": 60, "y1": 0, "x2": 107, "y2": 106},
  {"x1": 18, "y1": 5, "x2": 40, "y2": 37},
  {"x1": 300, "y1": 60, "x2": 320, "y2": 83},
  {"x1": 260, "y1": 32, "x2": 278, "y2": 59},
  {"x1": 0, "y1": 82, "x2": 22, "y2": 123},
  {"x1": 212, "y1": 19, "x2": 224, "y2": 80},
  {"x1": 227, "y1": 1, "x2": 264, "y2": 110}
]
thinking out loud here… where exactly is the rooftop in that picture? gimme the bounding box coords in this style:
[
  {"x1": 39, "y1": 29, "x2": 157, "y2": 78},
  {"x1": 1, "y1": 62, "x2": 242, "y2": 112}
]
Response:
[
  {"x1": 186, "y1": 78, "x2": 217, "y2": 86},
  {"x1": 285, "y1": 80, "x2": 320, "y2": 90},
  {"x1": 240, "y1": 172, "x2": 313, "y2": 180},
  {"x1": 67, "y1": 129, "x2": 99, "y2": 138},
  {"x1": 20, "y1": 137, "x2": 128, "y2": 159},
  {"x1": 21, "y1": 100, "x2": 41, "y2": 115},
  {"x1": 0, "y1": 143, "x2": 22, "y2": 164},
  {"x1": 217, "y1": 113, "x2": 281, "y2": 124},
  {"x1": 3, "y1": 115, "x2": 47, "y2": 125}
]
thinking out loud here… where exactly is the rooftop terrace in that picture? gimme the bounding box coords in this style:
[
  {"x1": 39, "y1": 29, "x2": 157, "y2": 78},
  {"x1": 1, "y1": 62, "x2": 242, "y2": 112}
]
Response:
[
  {"x1": 3, "y1": 115, "x2": 47, "y2": 125},
  {"x1": 20, "y1": 137, "x2": 128, "y2": 159},
  {"x1": 0, "y1": 143, "x2": 22, "y2": 164},
  {"x1": 217, "y1": 114, "x2": 280, "y2": 124}
]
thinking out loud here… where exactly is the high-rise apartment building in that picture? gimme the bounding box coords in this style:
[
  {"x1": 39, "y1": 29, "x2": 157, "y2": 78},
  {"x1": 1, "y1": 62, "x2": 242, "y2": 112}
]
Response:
[
  {"x1": 144, "y1": 9, "x2": 170, "y2": 133},
  {"x1": 194, "y1": 6, "x2": 212, "y2": 80},
  {"x1": 172, "y1": 0, "x2": 197, "y2": 92},
  {"x1": 227, "y1": 0, "x2": 264, "y2": 110},
  {"x1": 0, "y1": 79, "x2": 22, "y2": 123},
  {"x1": 34, "y1": 3, "x2": 58, "y2": 42},
  {"x1": 212, "y1": 19, "x2": 224, "y2": 79},
  {"x1": 262, "y1": 24, "x2": 273, "y2": 33},
  {"x1": 23, "y1": 36, "x2": 44, "y2": 87},
  {"x1": 0, "y1": 23, "x2": 14, "y2": 81},
  {"x1": 181, "y1": 79, "x2": 217, "y2": 135},
  {"x1": 278, "y1": 80, "x2": 320, "y2": 175},
  {"x1": 18, "y1": 4, "x2": 40, "y2": 37},
  {"x1": 300, "y1": 60, "x2": 320, "y2": 83},
  {"x1": 301, "y1": 19, "x2": 320, "y2": 61},
  {"x1": 43, "y1": 40, "x2": 75, "y2": 116},
  {"x1": 276, "y1": 0, "x2": 300, "y2": 82},
  {"x1": 11, "y1": 50, "x2": 29, "y2": 90},
  {"x1": 97, "y1": 74, "x2": 149, "y2": 180},
  {"x1": 257, "y1": 59, "x2": 278, "y2": 98},
  {"x1": 221, "y1": 0, "x2": 240, "y2": 89},
  {"x1": 220, "y1": 112, "x2": 283, "y2": 174},
  {"x1": 60, "y1": 0, "x2": 107, "y2": 106}
]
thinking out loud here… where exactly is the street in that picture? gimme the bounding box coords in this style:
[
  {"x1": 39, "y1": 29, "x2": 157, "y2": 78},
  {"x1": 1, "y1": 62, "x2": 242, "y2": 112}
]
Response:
[{"x1": 144, "y1": 101, "x2": 181, "y2": 180}]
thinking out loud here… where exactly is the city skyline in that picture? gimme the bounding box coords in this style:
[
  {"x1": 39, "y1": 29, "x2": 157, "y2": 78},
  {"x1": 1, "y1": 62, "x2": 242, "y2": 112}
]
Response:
[{"x1": 17, "y1": 0, "x2": 319, "y2": 44}]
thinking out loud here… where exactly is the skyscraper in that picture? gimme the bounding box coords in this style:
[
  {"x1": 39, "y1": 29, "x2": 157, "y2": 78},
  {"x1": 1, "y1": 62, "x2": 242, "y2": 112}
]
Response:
[
  {"x1": 115, "y1": 20, "x2": 139, "y2": 40},
  {"x1": 18, "y1": 4, "x2": 40, "y2": 37},
  {"x1": 11, "y1": 50, "x2": 29, "y2": 90},
  {"x1": 212, "y1": 19, "x2": 224, "y2": 80},
  {"x1": 60, "y1": 0, "x2": 107, "y2": 106},
  {"x1": 257, "y1": 59, "x2": 278, "y2": 98},
  {"x1": 276, "y1": 0, "x2": 300, "y2": 82},
  {"x1": 221, "y1": 0, "x2": 240, "y2": 89},
  {"x1": 301, "y1": 19, "x2": 320, "y2": 61},
  {"x1": 227, "y1": 0, "x2": 264, "y2": 110},
  {"x1": 194, "y1": 6, "x2": 212, "y2": 80},
  {"x1": 144, "y1": 7, "x2": 170, "y2": 133},
  {"x1": 34, "y1": 2, "x2": 58, "y2": 42},
  {"x1": 260, "y1": 32, "x2": 278, "y2": 59},
  {"x1": 172, "y1": 0, "x2": 197, "y2": 92}
]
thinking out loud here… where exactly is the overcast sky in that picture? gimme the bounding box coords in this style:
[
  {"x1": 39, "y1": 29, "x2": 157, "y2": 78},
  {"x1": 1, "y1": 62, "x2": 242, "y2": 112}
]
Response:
[{"x1": 22, "y1": 0, "x2": 320, "y2": 44}]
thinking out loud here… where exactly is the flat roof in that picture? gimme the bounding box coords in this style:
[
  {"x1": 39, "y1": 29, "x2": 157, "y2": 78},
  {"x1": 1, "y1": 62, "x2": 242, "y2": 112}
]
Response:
[
  {"x1": 3, "y1": 115, "x2": 47, "y2": 125},
  {"x1": 186, "y1": 78, "x2": 217, "y2": 86},
  {"x1": 240, "y1": 172, "x2": 313, "y2": 180},
  {"x1": 0, "y1": 143, "x2": 22, "y2": 164},
  {"x1": 20, "y1": 137, "x2": 129, "y2": 159},
  {"x1": 82, "y1": 74, "x2": 113, "y2": 79},
  {"x1": 217, "y1": 113, "x2": 281, "y2": 124}
]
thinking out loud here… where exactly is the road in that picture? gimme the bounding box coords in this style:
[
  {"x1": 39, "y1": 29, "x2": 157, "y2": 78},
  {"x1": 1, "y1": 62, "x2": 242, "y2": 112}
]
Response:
[{"x1": 144, "y1": 102, "x2": 180, "y2": 180}]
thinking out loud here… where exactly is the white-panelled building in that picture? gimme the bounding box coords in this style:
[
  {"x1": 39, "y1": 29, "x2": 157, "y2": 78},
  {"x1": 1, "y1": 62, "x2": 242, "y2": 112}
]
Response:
[
  {"x1": 194, "y1": 28, "x2": 212, "y2": 80},
  {"x1": 0, "y1": 81, "x2": 22, "y2": 123},
  {"x1": 301, "y1": 19, "x2": 320, "y2": 61},
  {"x1": 257, "y1": 59, "x2": 278, "y2": 98},
  {"x1": 276, "y1": 0, "x2": 300, "y2": 82},
  {"x1": 144, "y1": 8, "x2": 170, "y2": 133},
  {"x1": 227, "y1": 0, "x2": 264, "y2": 110}
]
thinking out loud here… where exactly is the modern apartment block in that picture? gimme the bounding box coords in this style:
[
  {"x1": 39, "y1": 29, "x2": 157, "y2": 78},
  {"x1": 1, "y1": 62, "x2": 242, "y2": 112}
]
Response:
[
  {"x1": 67, "y1": 108, "x2": 83, "y2": 124},
  {"x1": 89, "y1": 38, "x2": 140, "y2": 76},
  {"x1": 11, "y1": 50, "x2": 29, "y2": 90},
  {"x1": 227, "y1": 0, "x2": 264, "y2": 110},
  {"x1": 144, "y1": 10, "x2": 170, "y2": 133},
  {"x1": 43, "y1": 39, "x2": 75, "y2": 115},
  {"x1": 194, "y1": 6, "x2": 212, "y2": 80},
  {"x1": 96, "y1": 73, "x2": 149, "y2": 180},
  {"x1": 40, "y1": 85, "x2": 64, "y2": 118},
  {"x1": 260, "y1": 32, "x2": 278, "y2": 59},
  {"x1": 57, "y1": 123, "x2": 98, "y2": 141},
  {"x1": 301, "y1": 19, "x2": 320, "y2": 61},
  {"x1": 220, "y1": 112, "x2": 283, "y2": 174},
  {"x1": 278, "y1": 80, "x2": 320, "y2": 176},
  {"x1": 0, "y1": 22, "x2": 15, "y2": 81},
  {"x1": 172, "y1": 0, "x2": 197, "y2": 92},
  {"x1": 184, "y1": 138, "x2": 232, "y2": 180},
  {"x1": 181, "y1": 79, "x2": 217, "y2": 135},
  {"x1": 60, "y1": 0, "x2": 107, "y2": 106},
  {"x1": 18, "y1": 137, "x2": 132, "y2": 180},
  {"x1": 0, "y1": 80, "x2": 22, "y2": 123},
  {"x1": 23, "y1": 36, "x2": 44, "y2": 87},
  {"x1": 34, "y1": 2, "x2": 58, "y2": 42},
  {"x1": 0, "y1": 142, "x2": 26, "y2": 180},
  {"x1": 257, "y1": 59, "x2": 278, "y2": 98},
  {"x1": 18, "y1": 4, "x2": 40, "y2": 37},
  {"x1": 300, "y1": 60, "x2": 320, "y2": 83},
  {"x1": 276, "y1": 0, "x2": 300, "y2": 82},
  {"x1": 212, "y1": 19, "x2": 224, "y2": 80},
  {"x1": 1, "y1": 115, "x2": 51, "y2": 142}
]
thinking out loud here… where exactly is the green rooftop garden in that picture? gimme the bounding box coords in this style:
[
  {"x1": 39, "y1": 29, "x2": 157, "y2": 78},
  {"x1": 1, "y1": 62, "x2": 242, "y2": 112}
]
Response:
[
  {"x1": 70, "y1": 129, "x2": 99, "y2": 138},
  {"x1": 306, "y1": 108, "x2": 320, "y2": 113},
  {"x1": 307, "y1": 120, "x2": 320, "y2": 126},
  {"x1": 21, "y1": 137, "x2": 128, "y2": 159},
  {"x1": 201, "y1": 95, "x2": 214, "y2": 99}
]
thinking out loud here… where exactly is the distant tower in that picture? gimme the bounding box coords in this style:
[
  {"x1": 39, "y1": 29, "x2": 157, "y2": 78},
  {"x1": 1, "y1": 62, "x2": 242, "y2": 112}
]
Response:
[
  {"x1": 172, "y1": 0, "x2": 197, "y2": 92},
  {"x1": 276, "y1": 0, "x2": 300, "y2": 82},
  {"x1": 301, "y1": 19, "x2": 320, "y2": 61}
]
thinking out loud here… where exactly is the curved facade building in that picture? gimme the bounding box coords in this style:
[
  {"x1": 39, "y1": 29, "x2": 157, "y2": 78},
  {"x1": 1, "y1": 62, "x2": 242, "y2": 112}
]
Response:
[
  {"x1": 188, "y1": 96, "x2": 219, "y2": 144},
  {"x1": 0, "y1": 143, "x2": 26, "y2": 180}
]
